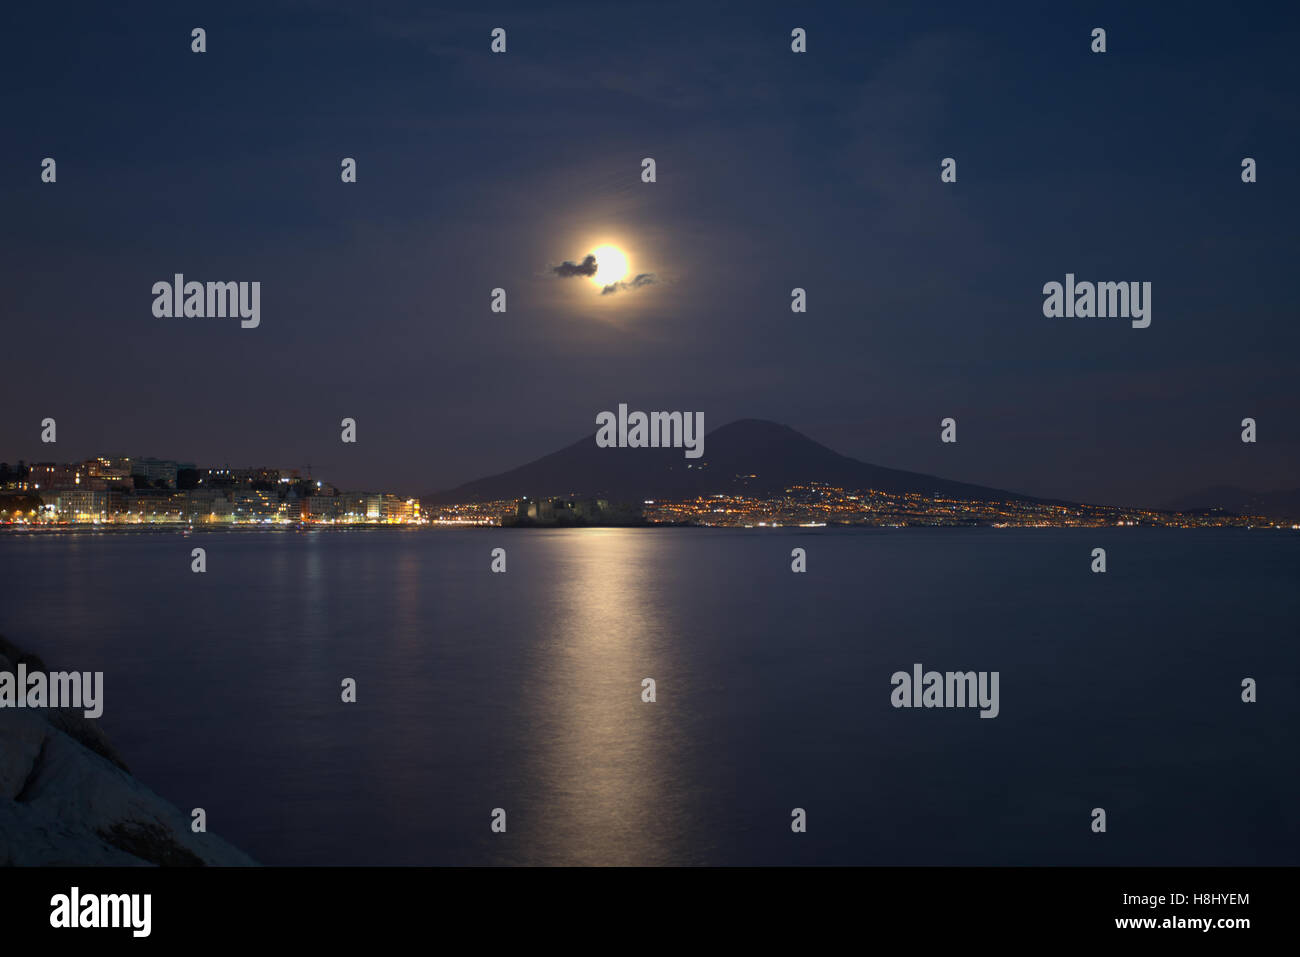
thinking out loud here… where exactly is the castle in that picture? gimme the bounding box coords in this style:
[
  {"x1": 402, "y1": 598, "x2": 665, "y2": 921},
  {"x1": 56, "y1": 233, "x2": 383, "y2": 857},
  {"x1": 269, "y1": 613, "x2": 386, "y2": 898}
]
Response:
[{"x1": 504, "y1": 496, "x2": 645, "y2": 527}]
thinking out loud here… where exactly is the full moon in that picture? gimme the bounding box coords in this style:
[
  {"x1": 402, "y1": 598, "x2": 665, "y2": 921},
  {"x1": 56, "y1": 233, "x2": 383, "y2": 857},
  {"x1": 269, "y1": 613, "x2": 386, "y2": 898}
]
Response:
[{"x1": 590, "y1": 245, "x2": 629, "y2": 287}]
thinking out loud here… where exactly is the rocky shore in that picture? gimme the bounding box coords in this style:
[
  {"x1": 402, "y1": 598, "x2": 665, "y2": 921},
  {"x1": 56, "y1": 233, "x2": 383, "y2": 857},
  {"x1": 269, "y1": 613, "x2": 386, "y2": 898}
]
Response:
[{"x1": 0, "y1": 634, "x2": 254, "y2": 866}]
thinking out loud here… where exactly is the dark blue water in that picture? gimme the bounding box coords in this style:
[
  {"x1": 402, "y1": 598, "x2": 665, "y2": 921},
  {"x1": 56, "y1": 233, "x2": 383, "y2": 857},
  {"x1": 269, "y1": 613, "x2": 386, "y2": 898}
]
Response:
[{"x1": 1, "y1": 527, "x2": 1296, "y2": 865}]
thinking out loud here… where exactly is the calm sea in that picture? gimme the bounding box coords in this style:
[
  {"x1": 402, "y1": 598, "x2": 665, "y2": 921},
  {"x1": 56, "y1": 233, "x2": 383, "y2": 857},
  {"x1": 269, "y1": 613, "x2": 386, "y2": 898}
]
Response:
[{"x1": 1, "y1": 526, "x2": 1296, "y2": 865}]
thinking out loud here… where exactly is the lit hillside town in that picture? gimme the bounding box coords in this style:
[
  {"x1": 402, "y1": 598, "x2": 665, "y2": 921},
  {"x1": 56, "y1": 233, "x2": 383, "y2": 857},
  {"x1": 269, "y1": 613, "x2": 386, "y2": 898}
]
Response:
[{"x1": 639, "y1": 484, "x2": 1296, "y2": 529}]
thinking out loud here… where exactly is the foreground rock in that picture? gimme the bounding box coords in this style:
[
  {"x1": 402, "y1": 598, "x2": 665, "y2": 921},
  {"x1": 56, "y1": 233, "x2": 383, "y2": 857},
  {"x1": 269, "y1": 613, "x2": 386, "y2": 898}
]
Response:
[{"x1": 0, "y1": 635, "x2": 255, "y2": 866}]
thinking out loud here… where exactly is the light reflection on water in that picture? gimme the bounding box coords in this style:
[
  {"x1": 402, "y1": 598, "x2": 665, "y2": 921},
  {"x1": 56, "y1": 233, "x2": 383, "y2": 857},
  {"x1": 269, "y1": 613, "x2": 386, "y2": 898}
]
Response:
[
  {"x1": 514, "y1": 530, "x2": 691, "y2": 864},
  {"x1": 0, "y1": 526, "x2": 1296, "y2": 865}
]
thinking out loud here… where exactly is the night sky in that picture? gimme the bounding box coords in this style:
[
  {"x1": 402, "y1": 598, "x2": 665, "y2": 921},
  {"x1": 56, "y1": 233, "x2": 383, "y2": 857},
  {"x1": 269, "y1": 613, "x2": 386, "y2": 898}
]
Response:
[{"x1": 3, "y1": 1, "x2": 1297, "y2": 506}]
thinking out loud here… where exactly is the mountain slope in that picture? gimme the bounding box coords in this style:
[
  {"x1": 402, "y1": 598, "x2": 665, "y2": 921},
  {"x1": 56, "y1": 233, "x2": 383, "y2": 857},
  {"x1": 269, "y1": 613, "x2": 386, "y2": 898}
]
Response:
[{"x1": 424, "y1": 418, "x2": 1045, "y2": 505}]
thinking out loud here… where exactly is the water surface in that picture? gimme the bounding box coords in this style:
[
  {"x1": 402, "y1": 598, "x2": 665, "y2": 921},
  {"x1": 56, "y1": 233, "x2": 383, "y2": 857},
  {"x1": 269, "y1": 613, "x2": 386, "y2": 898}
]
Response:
[{"x1": 1, "y1": 526, "x2": 1294, "y2": 865}]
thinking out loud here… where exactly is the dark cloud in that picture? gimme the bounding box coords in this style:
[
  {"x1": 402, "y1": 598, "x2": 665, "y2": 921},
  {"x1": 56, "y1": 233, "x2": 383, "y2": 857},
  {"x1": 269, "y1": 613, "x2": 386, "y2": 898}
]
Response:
[
  {"x1": 552, "y1": 254, "x2": 597, "y2": 277},
  {"x1": 601, "y1": 273, "x2": 656, "y2": 295}
]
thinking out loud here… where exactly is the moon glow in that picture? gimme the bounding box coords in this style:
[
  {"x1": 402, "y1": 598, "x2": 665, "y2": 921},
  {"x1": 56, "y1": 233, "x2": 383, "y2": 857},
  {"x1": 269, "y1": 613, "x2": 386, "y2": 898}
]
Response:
[{"x1": 590, "y1": 245, "x2": 629, "y2": 287}]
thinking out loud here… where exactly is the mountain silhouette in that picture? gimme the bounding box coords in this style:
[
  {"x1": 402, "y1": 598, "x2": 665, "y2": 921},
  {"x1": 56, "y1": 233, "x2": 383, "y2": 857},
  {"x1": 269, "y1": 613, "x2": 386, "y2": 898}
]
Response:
[{"x1": 424, "y1": 418, "x2": 1049, "y2": 505}]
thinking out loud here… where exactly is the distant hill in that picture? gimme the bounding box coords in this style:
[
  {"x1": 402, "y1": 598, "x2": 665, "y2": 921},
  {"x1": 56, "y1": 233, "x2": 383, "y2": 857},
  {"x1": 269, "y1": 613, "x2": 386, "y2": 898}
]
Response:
[
  {"x1": 424, "y1": 418, "x2": 1052, "y2": 506},
  {"x1": 1163, "y1": 486, "x2": 1300, "y2": 521}
]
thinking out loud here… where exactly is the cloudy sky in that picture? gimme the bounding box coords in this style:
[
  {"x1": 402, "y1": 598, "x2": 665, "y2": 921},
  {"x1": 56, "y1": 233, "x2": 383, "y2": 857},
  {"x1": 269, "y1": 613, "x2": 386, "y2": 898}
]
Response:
[{"x1": 2, "y1": 1, "x2": 1297, "y2": 505}]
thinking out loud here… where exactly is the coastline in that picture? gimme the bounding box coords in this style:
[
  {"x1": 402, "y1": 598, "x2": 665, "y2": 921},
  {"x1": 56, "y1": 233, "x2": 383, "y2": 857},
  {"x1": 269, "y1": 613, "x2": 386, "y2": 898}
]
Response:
[{"x1": 1, "y1": 521, "x2": 1293, "y2": 535}]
